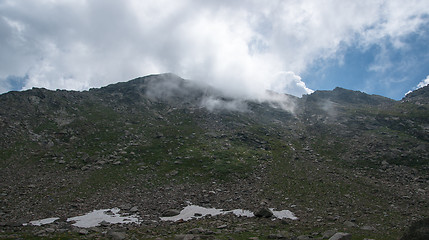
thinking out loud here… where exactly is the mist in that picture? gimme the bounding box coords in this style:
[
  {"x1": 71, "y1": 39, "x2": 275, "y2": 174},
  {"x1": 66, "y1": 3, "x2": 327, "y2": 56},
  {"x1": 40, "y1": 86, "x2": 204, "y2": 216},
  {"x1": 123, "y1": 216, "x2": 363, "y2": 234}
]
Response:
[{"x1": 142, "y1": 73, "x2": 296, "y2": 113}]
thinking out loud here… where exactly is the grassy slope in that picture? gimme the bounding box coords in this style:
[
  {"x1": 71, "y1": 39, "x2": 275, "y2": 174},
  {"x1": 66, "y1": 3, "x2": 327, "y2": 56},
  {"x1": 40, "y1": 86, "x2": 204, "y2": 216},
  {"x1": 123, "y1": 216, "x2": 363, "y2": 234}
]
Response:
[{"x1": 0, "y1": 85, "x2": 428, "y2": 239}]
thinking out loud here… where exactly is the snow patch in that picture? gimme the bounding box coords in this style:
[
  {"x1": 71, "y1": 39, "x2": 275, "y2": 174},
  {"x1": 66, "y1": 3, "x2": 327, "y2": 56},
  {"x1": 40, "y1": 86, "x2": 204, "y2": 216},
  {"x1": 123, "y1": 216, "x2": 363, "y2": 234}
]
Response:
[
  {"x1": 229, "y1": 209, "x2": 254, "y2": 218},
  {"x1": 67, "y1": 208, "x2": 140, "y2": 228},
  {"x1": 23, "y1": 206, "x2": 297, "y2": 227},
  {"x1": 25, "y1": 217, "x2": 60, "y2": 226},
  {"x1": 160, "y1": 205, "x2": 296, "y2": 222},
  {"x1": 160, "y1": 205, "x2": 224, "y2": 221},
  {"x1": 270, "y1": 208, "x2": 298, "y2": 220}
]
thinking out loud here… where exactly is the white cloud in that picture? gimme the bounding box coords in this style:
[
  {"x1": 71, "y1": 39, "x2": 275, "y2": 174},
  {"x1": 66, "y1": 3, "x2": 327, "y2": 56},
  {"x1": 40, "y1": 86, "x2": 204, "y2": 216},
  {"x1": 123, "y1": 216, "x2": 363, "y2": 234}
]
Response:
[
  {"x1": 405, "y1": 75, "x2": 429, "y2": 96},
  {"x1": 417, "y1": 75, "x2": 429, "y2": 89},
  {"x1": 200, "y1": 97, "x2": 249, "y2": 112},
  {"x1": 271, "y1": 71, "x2": 314, "y2": 97},
  {"x1": 0, "y1": 0, "x2": 428, "y2": 99}
]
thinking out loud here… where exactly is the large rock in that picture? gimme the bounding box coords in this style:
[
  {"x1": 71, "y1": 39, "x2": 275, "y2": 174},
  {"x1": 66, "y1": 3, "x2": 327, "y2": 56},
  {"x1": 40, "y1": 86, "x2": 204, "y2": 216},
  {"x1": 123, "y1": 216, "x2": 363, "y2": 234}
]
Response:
[
  {"x1": 161, "y1": 209, "x2": 180, "y2": 217},
  {"x1": 254, "y1": 208, "x2": 273, "y2": 218},
  {"x1": 361, "y1": 225, "x2": 376, "y2": 231},
  {"x1": 129, "y1": 206, "x2": 138, "y2": 212},
  {"x1": 78, "y1": 229, "x2": 89, "y2": 235},
  {"x1": 329, "y1": 232, "x2": 351, "y2": 240},
  {"x1": 108, "y1": 231, "x2": 127, "y2": 240},
  {"x1": 343, "y1": 221, "x2": 358, "y2": 228},
  {"x1": 322, "y1": 229, "x2": 337, "y2": 239}
]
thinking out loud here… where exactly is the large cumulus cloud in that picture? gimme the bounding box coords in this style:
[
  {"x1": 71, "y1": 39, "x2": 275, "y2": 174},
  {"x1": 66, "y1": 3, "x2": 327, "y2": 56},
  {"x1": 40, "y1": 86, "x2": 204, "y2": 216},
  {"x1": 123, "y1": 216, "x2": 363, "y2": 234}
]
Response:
[{"x1": 0, "y1": 0, "x2": 428, "y2": 99}]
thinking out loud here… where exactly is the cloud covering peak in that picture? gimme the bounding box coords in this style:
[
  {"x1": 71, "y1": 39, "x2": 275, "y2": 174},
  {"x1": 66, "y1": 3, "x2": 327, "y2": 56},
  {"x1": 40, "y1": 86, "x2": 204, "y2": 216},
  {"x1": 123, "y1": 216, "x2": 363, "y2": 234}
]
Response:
[{"x1": 1, "y1": 0, "x2": 428, "y2": 99}]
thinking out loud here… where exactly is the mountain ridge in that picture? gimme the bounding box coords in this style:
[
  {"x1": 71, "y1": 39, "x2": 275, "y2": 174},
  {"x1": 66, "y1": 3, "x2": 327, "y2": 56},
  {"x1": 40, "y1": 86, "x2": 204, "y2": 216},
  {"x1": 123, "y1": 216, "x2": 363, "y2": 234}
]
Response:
[
  {"x1": 0, "y1": 73, "x2": 428, "y2": 239},
  {"x1": 3, "y1": 72, "x2": 412, "y2": 106}
]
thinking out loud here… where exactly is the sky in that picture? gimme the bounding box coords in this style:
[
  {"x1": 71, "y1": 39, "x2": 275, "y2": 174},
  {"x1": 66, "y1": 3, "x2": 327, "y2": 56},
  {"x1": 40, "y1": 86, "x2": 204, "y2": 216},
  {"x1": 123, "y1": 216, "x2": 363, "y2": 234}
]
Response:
[{"x1": 1, "y1": 0, "x2": 429, "y2": 100}]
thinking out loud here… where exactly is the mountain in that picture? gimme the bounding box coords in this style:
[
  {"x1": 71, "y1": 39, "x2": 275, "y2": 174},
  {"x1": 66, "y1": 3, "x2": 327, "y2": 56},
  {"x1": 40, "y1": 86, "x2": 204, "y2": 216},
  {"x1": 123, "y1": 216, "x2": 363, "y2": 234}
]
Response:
[
  {"x1": 303, "y1": 87, "x2": 395, "y2": 106},
  {"x1": 0, "y1": 73, "x2": 428, "y2": 239},
  {"x1": 402, "y1": 85, "x2": 429, "y2": 105}
]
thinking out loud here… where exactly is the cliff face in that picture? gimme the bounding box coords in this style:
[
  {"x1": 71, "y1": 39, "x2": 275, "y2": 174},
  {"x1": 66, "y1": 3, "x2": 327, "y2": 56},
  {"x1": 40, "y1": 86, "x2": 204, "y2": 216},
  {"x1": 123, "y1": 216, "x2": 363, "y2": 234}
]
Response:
[{"x1": 1, "y1": 73, "x2": 428, "y2": 239}]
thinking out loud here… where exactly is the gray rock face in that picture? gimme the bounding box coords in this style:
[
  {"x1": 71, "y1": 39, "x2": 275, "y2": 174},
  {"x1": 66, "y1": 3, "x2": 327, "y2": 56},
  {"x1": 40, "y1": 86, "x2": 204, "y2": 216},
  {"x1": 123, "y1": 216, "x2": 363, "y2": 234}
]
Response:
[
  {"x1": 254, "y1": 208, "x2": 273, "y2": 218},
  {"x1": 329, "y1": 232, "x2": 352, "y2": 240}
]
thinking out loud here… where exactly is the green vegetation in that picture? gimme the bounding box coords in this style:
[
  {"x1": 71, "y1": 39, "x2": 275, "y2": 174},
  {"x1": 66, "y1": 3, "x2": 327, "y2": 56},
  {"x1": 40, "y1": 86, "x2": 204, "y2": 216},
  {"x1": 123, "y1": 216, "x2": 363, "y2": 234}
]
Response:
[{"x1": 0, "y1": 76, "x2": 427, "y2": 239}]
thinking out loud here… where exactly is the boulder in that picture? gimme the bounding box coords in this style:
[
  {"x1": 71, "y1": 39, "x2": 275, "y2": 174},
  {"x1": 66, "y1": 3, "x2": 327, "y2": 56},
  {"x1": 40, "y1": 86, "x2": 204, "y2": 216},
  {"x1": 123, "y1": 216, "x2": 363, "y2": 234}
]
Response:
[
  {"x1": 188, "y1": 227, "x2": 205, "y2": 234},
  {"x1": 216, "y1": 224, "x2": 227, "y2": 229},
  {"x1": 344, "y1": 221, "x2": 358, "y2": 228},
  {"x1": 329, "y1": 232, "x2": 351, "y2": 240},
  {"x1": 78, "y1": 229, "x2": 89, "y2": 235},
  {"x1": 322, "y1": 229, "x2": 337, "y2": 239},
  {"x1": 254, "y1": 208, "x2": 273, "y2": 218},
  {"x1": 161, "y1": 209, "x2": 180, "y2": 217},
  {"x1": 108, "y1": 231, "x2": 127, "y2": 240},
  {"x1": 361, "y1": 225, "x2": 376, "y2": 231}
]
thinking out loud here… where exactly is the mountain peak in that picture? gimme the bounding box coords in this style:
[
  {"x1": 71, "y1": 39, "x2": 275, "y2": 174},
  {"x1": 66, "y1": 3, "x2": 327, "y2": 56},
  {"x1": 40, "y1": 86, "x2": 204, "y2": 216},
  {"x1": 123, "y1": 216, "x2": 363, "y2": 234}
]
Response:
[
  {"x1": 402, "y1": 85, "x2": 429, "y2": 104},
  {"x1": 304, "y1": 87, "x2": 395, "y2": 106}
]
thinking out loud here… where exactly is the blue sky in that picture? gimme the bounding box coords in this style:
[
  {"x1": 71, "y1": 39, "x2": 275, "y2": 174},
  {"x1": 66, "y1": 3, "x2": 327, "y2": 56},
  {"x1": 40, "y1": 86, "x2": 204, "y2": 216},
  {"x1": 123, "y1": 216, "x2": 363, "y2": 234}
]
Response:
[
  {"x1": 303, "y1": 26, "x2": 429, "y2": 99},
  {"x1": 1, "y1": 0, "x2": 429, "y2": 101},
  {"x1": 302, "y1": 26, "x2": 429, "y2": 100}
]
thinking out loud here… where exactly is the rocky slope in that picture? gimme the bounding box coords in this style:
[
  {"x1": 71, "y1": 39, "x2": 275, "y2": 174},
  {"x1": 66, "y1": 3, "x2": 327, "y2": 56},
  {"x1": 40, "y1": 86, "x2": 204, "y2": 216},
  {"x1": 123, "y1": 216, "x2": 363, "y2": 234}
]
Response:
[{"x1": 0, "y1": 73, "x2": 428, "y2": 239}]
